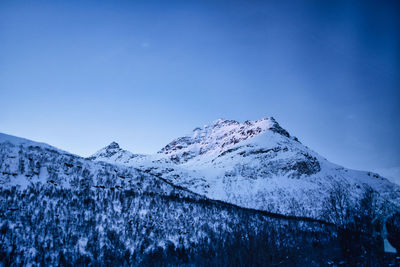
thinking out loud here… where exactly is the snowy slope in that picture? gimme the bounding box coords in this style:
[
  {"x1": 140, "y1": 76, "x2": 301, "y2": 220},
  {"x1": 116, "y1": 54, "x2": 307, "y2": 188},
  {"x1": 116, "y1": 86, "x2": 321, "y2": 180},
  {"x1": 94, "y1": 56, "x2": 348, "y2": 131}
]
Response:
[
  {"x1": 0, "y1": 133, "x2": 199, "y2": 199},
  {"x1": 0, "y1": 133, "x2": 69, "y2": 154},
  {"x1": 89, "y1": 117, "x2": 400, "y2": 219}
]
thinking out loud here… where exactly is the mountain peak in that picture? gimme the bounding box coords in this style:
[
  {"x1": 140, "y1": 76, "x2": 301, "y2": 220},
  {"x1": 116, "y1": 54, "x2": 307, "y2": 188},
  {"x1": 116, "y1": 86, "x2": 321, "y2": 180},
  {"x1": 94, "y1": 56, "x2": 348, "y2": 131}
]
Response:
[
  {"x1": 268, "y1": 118, "x2": 291, "y2": 138},
  {"x1": 88, "y1": 141, "x2": 146, "y2": 164},
  {"x1": 87, "y1": 141, "x2": 123, "y2": 161},
  {"x1": 159, "y1": 116, "x2": 293, "y2": 163},
  {"x1": 106, "y1": 141, "x2": 120, "y2": 150},
  {"x1": 211, "y1": 118, "x2": 239, "y2": 127}
]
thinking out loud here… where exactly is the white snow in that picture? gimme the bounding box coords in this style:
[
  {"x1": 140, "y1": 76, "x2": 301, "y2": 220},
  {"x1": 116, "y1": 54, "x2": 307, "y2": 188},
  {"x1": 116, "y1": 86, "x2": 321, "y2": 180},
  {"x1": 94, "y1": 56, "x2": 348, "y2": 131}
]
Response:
[
  {"x1": 0, "y1": 132, "x2": 69, "y2": 154},
  {"x1": 86, "y1": 118, "x2": 400, "y2": 218}
]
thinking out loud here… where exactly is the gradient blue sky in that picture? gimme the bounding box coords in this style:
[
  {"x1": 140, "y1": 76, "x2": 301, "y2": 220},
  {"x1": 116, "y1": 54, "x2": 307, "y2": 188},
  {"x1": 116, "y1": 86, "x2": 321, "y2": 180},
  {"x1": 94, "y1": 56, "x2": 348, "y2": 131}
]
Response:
[{"x1": 1, "y1": 0, "x2": 399, "y2": 178}]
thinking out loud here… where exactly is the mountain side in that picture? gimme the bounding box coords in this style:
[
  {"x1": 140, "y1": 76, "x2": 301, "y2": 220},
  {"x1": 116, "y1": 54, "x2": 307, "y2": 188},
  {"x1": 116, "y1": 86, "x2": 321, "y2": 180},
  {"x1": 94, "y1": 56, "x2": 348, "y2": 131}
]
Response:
[
  {"x1": 89, "y1": 118, "x2": 400, "y2": 219},
  {"x1": 157, "y1": 118, "x2": 400, "y2": 218}
]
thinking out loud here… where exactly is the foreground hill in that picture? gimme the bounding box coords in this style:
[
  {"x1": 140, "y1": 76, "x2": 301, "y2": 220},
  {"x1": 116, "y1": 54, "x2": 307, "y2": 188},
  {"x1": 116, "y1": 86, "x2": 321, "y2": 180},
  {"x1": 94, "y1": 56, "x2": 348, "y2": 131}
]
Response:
[{"x1": 0, "y1": 133, "x2": 197, "y2": 198}]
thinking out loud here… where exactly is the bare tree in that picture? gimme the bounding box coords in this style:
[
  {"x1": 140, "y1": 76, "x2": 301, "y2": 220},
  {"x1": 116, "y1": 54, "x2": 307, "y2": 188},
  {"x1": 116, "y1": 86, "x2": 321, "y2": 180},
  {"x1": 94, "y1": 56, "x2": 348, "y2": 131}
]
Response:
[
  {"x1": 386, "y1": 212, "x2": 400, "y2": 255},
  {"x1": 353, "y1": 186, "x2": 383, "y2": 235},
  {"x1": 323, "y1": 182, "x2": 352, "y2": 227}
]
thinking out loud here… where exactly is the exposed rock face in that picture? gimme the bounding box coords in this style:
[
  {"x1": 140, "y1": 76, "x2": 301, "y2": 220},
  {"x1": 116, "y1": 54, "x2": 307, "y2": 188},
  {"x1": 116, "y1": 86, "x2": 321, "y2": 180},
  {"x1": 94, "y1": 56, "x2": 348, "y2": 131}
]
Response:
[
  {"x1": 268, "y1": 117, "x2": 291, "y2": 138},
  {"x1": 159, "y1": 117, "x2": 294, "y2": 163}
]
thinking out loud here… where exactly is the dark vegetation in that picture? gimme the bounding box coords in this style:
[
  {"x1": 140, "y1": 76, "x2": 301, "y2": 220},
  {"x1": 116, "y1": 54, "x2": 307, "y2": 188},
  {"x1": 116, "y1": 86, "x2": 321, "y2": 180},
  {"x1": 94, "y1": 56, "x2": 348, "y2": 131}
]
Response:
[
  {"x1": 0, "y1": 183, "x2": 387, "y2": 266},
  {"x1": 386, "y1": 211, "x2": 400, "y2": 255}
]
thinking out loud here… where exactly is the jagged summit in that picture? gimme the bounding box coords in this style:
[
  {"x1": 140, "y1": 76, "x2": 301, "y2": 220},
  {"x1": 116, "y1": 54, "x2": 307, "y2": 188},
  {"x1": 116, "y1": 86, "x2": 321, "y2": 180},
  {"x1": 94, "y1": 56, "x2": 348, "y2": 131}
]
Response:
[
  {"x1": 107, "y1": 141, "x2": 120, "y2": 149},
  {"x1": 210, "y1": 118, "x2": 239, "y2": 127},
  {"x1": 87, "y1": 141, "x2": 123, "y2": 161},
  {"x1": 88, "y1": 141, "x2": 122, "y2": 159},
  {"x1": 159, "y1": 117, "x2": 295, "y2": 163},
  {"x1": 208, "y1": 117, "x2": 272, "y2": 128},
  {"x1": 88, "y1": 141, "x2": 145, "y2": 164}
]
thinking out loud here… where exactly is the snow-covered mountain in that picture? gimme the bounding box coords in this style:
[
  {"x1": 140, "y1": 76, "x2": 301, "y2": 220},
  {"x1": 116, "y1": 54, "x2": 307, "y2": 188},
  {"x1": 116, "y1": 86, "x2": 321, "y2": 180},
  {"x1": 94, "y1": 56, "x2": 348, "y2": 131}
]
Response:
[
  {"x1": 88, "y1": 117, "x2": 400, "y2": 219},
  {"x1": 1, "y1": 116, "x2": 399, "y2": 219},
  {"x1": 0, "y1": 119, "x2": 398, "y2": 265},
  {"x1": 0, "y1": 132, "x2": 351, "y2": 265}
]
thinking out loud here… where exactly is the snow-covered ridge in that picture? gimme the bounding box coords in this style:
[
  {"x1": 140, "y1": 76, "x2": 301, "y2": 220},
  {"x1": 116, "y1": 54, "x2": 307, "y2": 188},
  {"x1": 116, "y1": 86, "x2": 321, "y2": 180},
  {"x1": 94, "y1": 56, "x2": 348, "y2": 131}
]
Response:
[
  {"x1": 159, "y1": 117, "x2": 296, "y2": 164},
  {"x1": 0, "y1": 133, "x2": 68, "y2": 154},
  {"x1": 0, "y1": 132, "x2": 199, "y2": 200}
]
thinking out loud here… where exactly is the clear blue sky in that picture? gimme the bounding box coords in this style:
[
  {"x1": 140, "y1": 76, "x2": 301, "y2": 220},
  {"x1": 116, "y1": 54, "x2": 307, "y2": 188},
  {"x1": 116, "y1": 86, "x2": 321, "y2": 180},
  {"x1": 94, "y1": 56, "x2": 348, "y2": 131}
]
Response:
[{"x1": 1, "y1": 0, "x2": 399, "y2": 176}]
